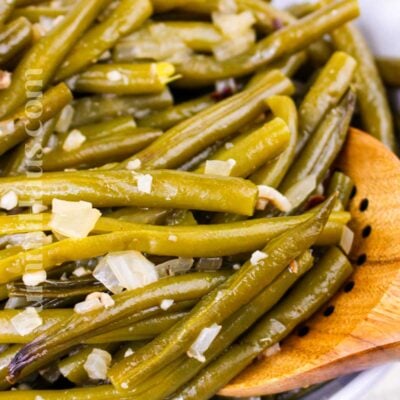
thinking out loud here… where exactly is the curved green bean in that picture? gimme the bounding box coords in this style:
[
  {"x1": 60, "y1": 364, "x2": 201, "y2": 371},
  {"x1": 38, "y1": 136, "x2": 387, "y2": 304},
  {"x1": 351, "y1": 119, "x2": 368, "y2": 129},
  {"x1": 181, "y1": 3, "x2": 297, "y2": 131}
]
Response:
[
  {"x1": 121, "y1": 69, "x2": 293, "y2": 169},
  {"x1": 331, "y1": 23, "x2": 397, "y2": 151},
  {"x1": 327, "y1": 171, "x2": 354, "y2": 211}
]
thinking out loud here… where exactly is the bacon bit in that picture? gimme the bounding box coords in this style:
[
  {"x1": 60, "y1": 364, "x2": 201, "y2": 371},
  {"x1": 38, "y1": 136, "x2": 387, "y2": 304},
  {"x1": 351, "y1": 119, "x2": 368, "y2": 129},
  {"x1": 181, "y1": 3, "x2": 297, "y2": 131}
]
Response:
[
  {"x1": 289, "y1": 259, "x2": 299, "y2": 274},
  {"x1": 304, "y1": 194, "x2": 326, "y2": 210}
]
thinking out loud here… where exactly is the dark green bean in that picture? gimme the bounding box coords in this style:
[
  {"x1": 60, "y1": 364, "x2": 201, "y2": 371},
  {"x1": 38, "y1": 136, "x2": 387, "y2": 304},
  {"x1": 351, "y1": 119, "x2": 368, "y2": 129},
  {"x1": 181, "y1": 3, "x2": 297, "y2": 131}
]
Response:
[{"x1": 176, "y1": 247, "x2": 353, "y2": 399}]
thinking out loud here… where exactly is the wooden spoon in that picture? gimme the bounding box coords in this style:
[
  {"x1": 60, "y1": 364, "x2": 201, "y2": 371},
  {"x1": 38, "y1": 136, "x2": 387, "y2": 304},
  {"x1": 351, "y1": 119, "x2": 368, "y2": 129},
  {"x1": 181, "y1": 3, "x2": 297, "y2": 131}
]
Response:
[{"x1": 221, "y1": 128, "x2": 400, "y2": 398}]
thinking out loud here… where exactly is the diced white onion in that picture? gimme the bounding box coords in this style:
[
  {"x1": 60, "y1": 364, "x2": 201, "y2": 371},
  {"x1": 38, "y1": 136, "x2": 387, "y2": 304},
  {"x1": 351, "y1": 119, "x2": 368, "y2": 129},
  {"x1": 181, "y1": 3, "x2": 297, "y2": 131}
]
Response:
[
  {"x1": 93, "y1": 258, "x2": 123, "y2": 294},
  {"x1": 72, "y1": 267, "x2": 91, "y2": 277},
  {"x1": 121, "y1": 382, "x2": 129, "y2": 389},
  {"x1": 0, "y1": 190, "x2": 18, "y2": 210},
  {"x1": 212, "y1": 11, "x2": 256, "y2": 38},
  {"x1": 55, "y1": 104, "x2": 74, "y2": 133},
  {"x1": 32, "y1": 203, "x2": 48, "y2": 214},
  {"x1": 5, "y1": 232, "x2": 52, "y2": 250},
  {"x1": 136, "y1": 174, "x2": 153, "y2": 194},
  {"x1": 168, "y1": 234, "x2": 178, "y2": 242},
  {"x1": 74, "y1": 292, "x2": 114, "y2": 314},
  {"x1": 126, "y1": 159, "x2": 142, "y2": 170},
  {"x1": 83, "y1": 348, "x2": 112, "y2": 380},
  {"x1": 233, "y1": 263, "x2": 241, "y2": 270},
  {"x1": 257, "y1": 185, "x2": 292, "y2": 212},
  {"x1": 250, "y1": 250, "x2": 267, "y2": 266},
  {"x1": 5, "y1": 296, "x2": 28, "y2": 310},
  {"x1": 160, "y1": 299, "x2": 174, "y2": 310},
  {"x1": 107, "y1": 70, "x2": 123, "y2": 82},
  {"x1": 340, "y1": 226, "x2": 354, "y2": 255},
  {"x1": 35, "y1": 395, "x2": 45, "y2": 400},
  {"x1": 224, "y1": 142, "x2": 234, "y2": 150},
  {"x1": 262, "y1": 342, "x2": 281, "y2": 358},
  {"x1": 124, "y1": 348, "x2": 134, "y2": 358},
  {"x1": 50, "y1": 199, "x2": 101, "y2": 239},
  {"x1": 11, "y1": 307, "x2": 42, "y2": 336},
  {"x1": 155, "y1": 257, "x2": 194, "y2": 277},
  {"x1": 204, "y1": 159, "x2": 236, "y2": 176},
  {"x1": 288, "y1": 259, "x2": 299, "y2": 274},
  {"x1": 218, "y1": 0, "x2": 238, "y2": 13},
  {"x1": 187, "y1": 323, "x2": 222, "y2": 363},
  {"x1": 100, "y1": 251, "x2": 159, "y2": 292},
  {"x1": 62, "y1": 129, "x2": 86, "y2": 152},
  {"x1": 22, "y1": 270, "x2": 47, "y2": 287}
]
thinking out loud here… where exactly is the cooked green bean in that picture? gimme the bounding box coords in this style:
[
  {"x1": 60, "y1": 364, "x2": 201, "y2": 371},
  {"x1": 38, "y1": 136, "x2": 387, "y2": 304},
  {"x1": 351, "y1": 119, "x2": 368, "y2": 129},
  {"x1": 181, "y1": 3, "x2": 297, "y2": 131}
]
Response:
[
  {"x1": 138, "y1": 94, "x2": 216, "y2": 130},
  {"x1": 58, "y1": 343, "x2": 117, "y2": 385},
  {"x1": 7, "y1": 271, "x2": 230, "y2": 382},
  {"x1": 135, "y1": 251, "x2": 314, "y2": 400},
  {"x1": 327, "y1": 171, "x2": 354, "y2": 211},
  {"x1": 297, "y1": 51, "x2": 357, "y2": 154},
  {"x1": 195, "y1": 117, "x2": 290, "y2": 178},
  {"x1": 43, "y1": 127, "x2": 162, "y2": 171},
  {"x1": 176, "y1": 247, "x2": 353, "y2": 399},
  {"x1": 55, "y1": 0, "x2": 152, "y2": 81},
  {"x1": 0, "y1": 17, "x2": 32, "y2": 66},
  {"x1": 71, "y1": 90, "x2": 173, "y2": 127},
  {"x1": 0, "y1": 169, "x2": 259, "y2": 214},
  {"x1": 331, "y1": 23, "x2": 397, "y2": 151},
  {"x1": 0, "y1": 0, "x2": 107, "y2": 119},
  {"x1": 122, "y1": 70, "x2": 293, "y2": 169},
  {"x1": 280, "y1": 90, "x2": 356, "y2": 192},
  {"x1": 11, "y1": 6, "x2": 67, "y2": 22},
  {"x1": 108, "y1": 196, "x2": 335, "y2": 390},
  {"x1": 5, "y1": 117, "x2": 56, "y2": 176},
  {"x1": 173, "y1": 0, "x2": 359, "y2": 86},
  {"x1": 250, "y1": 95, "x2": 298, "y2": 188},
  {"x1": 0, "y1": 211, "x2": 349, "y2": 284},
  {"x1": 74, "y1": 62, "x2": 176, "y2": 95},
  {"x1": 0, "y1": 83, "x2": 72, "y2": 156},
  {"x1": 106, "y1": 207, "x2": 172, "y2": 225},
  {"x1": 0, "y1": 345, "x2": 22, "y2": 390}
]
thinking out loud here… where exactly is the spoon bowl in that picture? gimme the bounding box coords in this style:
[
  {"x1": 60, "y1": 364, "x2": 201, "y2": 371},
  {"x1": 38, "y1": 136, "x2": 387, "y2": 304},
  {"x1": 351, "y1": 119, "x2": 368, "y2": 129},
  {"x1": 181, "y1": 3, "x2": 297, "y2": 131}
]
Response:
[{"x1": 221, "y1": 128, "x2": 400, "y2": 397}]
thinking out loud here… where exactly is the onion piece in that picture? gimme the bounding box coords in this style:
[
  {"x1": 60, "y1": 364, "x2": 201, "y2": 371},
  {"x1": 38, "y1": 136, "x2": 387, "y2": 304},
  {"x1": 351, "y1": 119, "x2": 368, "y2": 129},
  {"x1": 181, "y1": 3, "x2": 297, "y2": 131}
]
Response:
[
  {"x1": 187, "y1": 323, "x2": 222, "y2": 363},
  {"x1": 0, "y1": 71, "x2": 11, "y2": 90},
  {"x1": 160, "y1": 299, "x2": 174, "y2": 310},
  {"x1": 126, "y1": 159, "x2": 142, "y2": 170},
  {"x1": 212, "y1": 29, "x2": 256, "y2": 61},
  {"x1": 55, "y1": 104, "x2": 74, "y2": 133},
  {"x1": 212, "y1": 11, "x2": 256, "y2": 39},
  {"x1": 262, "y1": 342, "x2": 281, "y2": 358},
  {"x1": 250, "y1": 250, "x2": 268, "y2": 266},
  {"x1": 74, "y1": 292, "x2": 114, "y2": 314},
  {"x1": 340, "y1": 226, "x2": 354, "y2": 255},
  {"x1": 257, "y1": 185, "x2": 292, "y2": 212},
  {"x1": 0, "y1": 119, "x2": 14, "y2": 137},
  {"x1": 136, "y1": 174, "x2": 153, "y2": 194},
  {"x1": 50, "y1": 199, "x2": 101, "y2": 239},
  {"x1": 204, "y1": 159, "x2": 236, "y2": 176},
  {"x1": 22, "y1": 270, "x2": 47, "y2": 287},
  {"x1": 0, "y1": 191, "x2": 18, "y2": 210},
  {"x1": 62, "y1": 129, "x2": 86, "y2": 152},
  {"x1": 11, "y1": 307, "x2": 42, "y2": 336},
  {"x1": 83, "y1": 348, "x2": 112, "y2": 380}
]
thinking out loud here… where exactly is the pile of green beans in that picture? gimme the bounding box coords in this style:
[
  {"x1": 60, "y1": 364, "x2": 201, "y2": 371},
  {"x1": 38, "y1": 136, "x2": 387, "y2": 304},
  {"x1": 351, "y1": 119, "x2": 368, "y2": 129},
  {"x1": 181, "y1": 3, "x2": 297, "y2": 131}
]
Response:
[{"x1": 0, "y1": 0, "x2": 397, "y2": 398}]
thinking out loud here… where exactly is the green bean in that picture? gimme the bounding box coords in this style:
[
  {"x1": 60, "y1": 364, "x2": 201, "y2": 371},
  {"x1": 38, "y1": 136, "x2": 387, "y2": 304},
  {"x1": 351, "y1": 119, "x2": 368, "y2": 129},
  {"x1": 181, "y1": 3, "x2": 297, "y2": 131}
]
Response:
[
  {"x1": 0, "y1": 0, "x2": 15, "y2": 25},
  {"x1": 7, "y1": 271, "x2": 230, "y2": 382},
  {"x1": 121, "y1": 70, "x2": 293, "y2": 169},
  {"x1": 331, "y1": 23, "x2": 397, "y2": 151},
  {"x1": 74, "y1": 62, "x2": 176, "y2": 95},
  {"x1": 54, "y1": 0, "x2": 152, "y2": 81},
  {"x1": 106, "y1": 207, "x2": 172, "y2": 225},
  {"x1": 0, "y1": 0, "x2": 107, "y2": 119},
  {"x1": 0, "y1": 345, "x2": 22, "y2": 390},
  {"x1": 7, "y1": 277, "x2": 105, "y2": 300},
  {"x1": 58, "y1": 343, "x2": 117, "y2": 385},
  {"x1": 195, "y1": 117, "x2": 290, "y2": 178},
  {"x1": 0, "y1": 169, "x2": 259, "y2": 214},
  {"x1": 0, "y1": 211, "x2": 349, "y2": 284},
  {"x1": 138, "y1": 94, "x2": 216, "y2": 130},
  {"x1": 327, "y1": 171, "x2": 354, "y2": 211},
  {"x1": 176, "y1": 247, "x2": 353, "y2": 400},
  {"x1": 43, "y1": 127, "x2": 162, "y2": 171},
  {"x1": 0, "y1": 17, "x2": 32, "y2": 66},
  {"x1": 250, "y1": 95, "x2": 298, "y2": 188},
  {"x1": 108, "y1": 196, "x2": 335, "y2": 390},
  {"x1": 88, "y1": 311, "x2": 189, "y2": 343},
  {"x1": 5, "y1": 117, "x2": 56, "y2": 176},
  {"x1": 138, "y1": 251, "x2": 314, "y2": 400},
  {"x1": 173, "y1": 0, "x2": 359, "y2": 86},
  {"x1": 280, "y1": 90, "x2": 356, "y2": 193},
  {"x1": 71, "y1": 90, "x2": 173, "y2": 128},
  {"x1": 0, "y1": 83, "x2": 72, "y2": 156},
  {"x1": 11, "y1": 6, "x2": 67, "y2": 22},
  {"x1": 297, "y1": 51, "x2": 357, "y2": 154}
]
